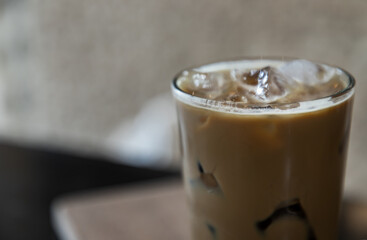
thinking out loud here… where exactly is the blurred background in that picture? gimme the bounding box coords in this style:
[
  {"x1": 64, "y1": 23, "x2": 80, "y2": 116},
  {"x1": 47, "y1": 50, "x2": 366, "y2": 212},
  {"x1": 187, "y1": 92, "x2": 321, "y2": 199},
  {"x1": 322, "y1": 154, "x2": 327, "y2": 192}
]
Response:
[{"x1": 0, "y1": 0, "x2": 366, "y2": 239}]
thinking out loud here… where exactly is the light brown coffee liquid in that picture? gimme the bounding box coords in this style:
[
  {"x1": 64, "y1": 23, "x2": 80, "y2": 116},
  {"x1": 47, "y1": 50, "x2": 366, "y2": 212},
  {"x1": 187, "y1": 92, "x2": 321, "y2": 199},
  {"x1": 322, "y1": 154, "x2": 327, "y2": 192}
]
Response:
[
  {"x1": 174, "y1": 60, "x2": 354, "y2": 240},
  {"x1": 177, "y1": 98, "x2": 353, "y2": 239}
]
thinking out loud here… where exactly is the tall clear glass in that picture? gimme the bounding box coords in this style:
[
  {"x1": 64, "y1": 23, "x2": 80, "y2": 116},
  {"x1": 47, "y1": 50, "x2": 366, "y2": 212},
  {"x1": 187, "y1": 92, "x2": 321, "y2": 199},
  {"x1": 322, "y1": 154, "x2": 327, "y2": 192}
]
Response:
[{"x1": 171, "y1": 58, "x2": 355, "y2": 240}]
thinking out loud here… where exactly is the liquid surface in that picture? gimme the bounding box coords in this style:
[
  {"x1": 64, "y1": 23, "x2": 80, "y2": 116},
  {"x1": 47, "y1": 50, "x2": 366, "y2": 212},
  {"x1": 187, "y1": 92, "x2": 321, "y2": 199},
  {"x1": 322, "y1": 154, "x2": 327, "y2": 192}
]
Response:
[{"x1": 175, "y1": 59, "x2": 348, "y2": 107}]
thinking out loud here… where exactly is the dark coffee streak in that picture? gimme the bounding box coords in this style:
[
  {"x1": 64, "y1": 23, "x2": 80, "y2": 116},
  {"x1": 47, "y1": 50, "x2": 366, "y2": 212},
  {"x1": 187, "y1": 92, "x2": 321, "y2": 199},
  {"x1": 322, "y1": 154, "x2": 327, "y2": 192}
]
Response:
[
  {"x1": 197, "y1": 161, "x2": 204, "y2": 173},
  {"x1": 206, "y1": 223, "x2": 217, "y2": 239},
  {"x1": 256, "y1": 198, "x2": 317, "y2": 240}
]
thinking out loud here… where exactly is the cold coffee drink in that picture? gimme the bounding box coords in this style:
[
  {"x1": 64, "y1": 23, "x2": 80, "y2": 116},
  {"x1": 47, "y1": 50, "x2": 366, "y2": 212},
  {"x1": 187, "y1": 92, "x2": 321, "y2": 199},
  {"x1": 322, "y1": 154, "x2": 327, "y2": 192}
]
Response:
[{"x1": 172, "y1": 59, "x2": 355, "y2": 240}]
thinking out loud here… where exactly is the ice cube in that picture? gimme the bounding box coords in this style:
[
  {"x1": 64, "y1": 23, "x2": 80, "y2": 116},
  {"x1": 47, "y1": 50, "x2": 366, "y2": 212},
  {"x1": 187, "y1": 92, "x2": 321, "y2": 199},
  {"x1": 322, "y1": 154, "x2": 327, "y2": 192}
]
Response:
[
  {"x1": 279, "y1": 59, "x2": 336, "y2": 85},
  {"x1": 236, "y1": 67, "x2": 295, "y2": 103},
  {"x1": 197, "y1": 161, "x2": 219, "y2": 189},
  {"x1": 179, "y1": 71, "x2": 231, "y2": 99},
  {"x1": 192, "y1": 72, "x2": 211, "y2": 89}
]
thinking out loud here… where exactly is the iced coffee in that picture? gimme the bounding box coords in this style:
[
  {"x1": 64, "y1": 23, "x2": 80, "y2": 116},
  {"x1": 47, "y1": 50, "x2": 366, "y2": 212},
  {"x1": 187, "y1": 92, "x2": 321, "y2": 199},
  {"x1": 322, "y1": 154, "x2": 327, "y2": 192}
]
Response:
[{"x1": 171, "y1": 59, "x2": 355, "y2": 240}]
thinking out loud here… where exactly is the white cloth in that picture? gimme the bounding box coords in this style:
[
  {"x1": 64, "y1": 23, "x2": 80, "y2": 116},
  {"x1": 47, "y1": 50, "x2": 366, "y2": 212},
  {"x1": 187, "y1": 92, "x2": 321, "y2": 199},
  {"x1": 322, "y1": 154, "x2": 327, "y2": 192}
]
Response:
[{"x1": 105, "y1": 93, "x2": 180, "y2": 168}]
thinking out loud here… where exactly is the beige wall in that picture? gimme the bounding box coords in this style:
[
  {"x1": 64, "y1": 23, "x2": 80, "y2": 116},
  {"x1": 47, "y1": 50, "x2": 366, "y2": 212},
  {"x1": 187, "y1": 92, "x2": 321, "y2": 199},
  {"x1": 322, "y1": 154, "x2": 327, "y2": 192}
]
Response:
[{"x1": 0, "y1": 0, "x2": 366, "y2": 193}]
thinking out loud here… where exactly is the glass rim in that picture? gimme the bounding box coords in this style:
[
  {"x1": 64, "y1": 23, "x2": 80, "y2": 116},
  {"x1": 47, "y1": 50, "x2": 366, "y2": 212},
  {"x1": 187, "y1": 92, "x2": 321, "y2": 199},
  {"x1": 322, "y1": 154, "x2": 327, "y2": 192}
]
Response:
[{"x1": 171, "y1": 57, "x2": 355, "y2": 115}]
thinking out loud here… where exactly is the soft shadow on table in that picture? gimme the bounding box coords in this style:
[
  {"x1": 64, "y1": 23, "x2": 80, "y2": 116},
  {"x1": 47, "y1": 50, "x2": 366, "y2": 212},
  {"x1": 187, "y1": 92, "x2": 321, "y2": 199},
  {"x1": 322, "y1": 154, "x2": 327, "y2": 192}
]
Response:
[{"x1": 0, "y1": 141, "x2": 179, "y2": 240}]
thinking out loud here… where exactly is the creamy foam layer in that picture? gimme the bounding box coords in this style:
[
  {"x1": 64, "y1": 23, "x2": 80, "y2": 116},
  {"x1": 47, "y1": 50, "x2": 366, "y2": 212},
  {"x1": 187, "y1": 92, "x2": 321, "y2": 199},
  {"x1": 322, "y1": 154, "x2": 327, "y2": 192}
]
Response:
[{"x1": 173, "y1": 59, "x2": 354, "y2": 114}]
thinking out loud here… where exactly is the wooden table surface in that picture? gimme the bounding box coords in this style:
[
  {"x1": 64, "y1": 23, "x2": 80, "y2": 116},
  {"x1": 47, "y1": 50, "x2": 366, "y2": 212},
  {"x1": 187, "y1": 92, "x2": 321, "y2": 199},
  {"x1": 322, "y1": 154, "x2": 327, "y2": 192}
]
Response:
[
  {"x1": 52, "y1": 180, "x2": 190, "y2": 240},
  {"x1": 52, "y1": 180, "x2": 367, "y2": 240}
]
